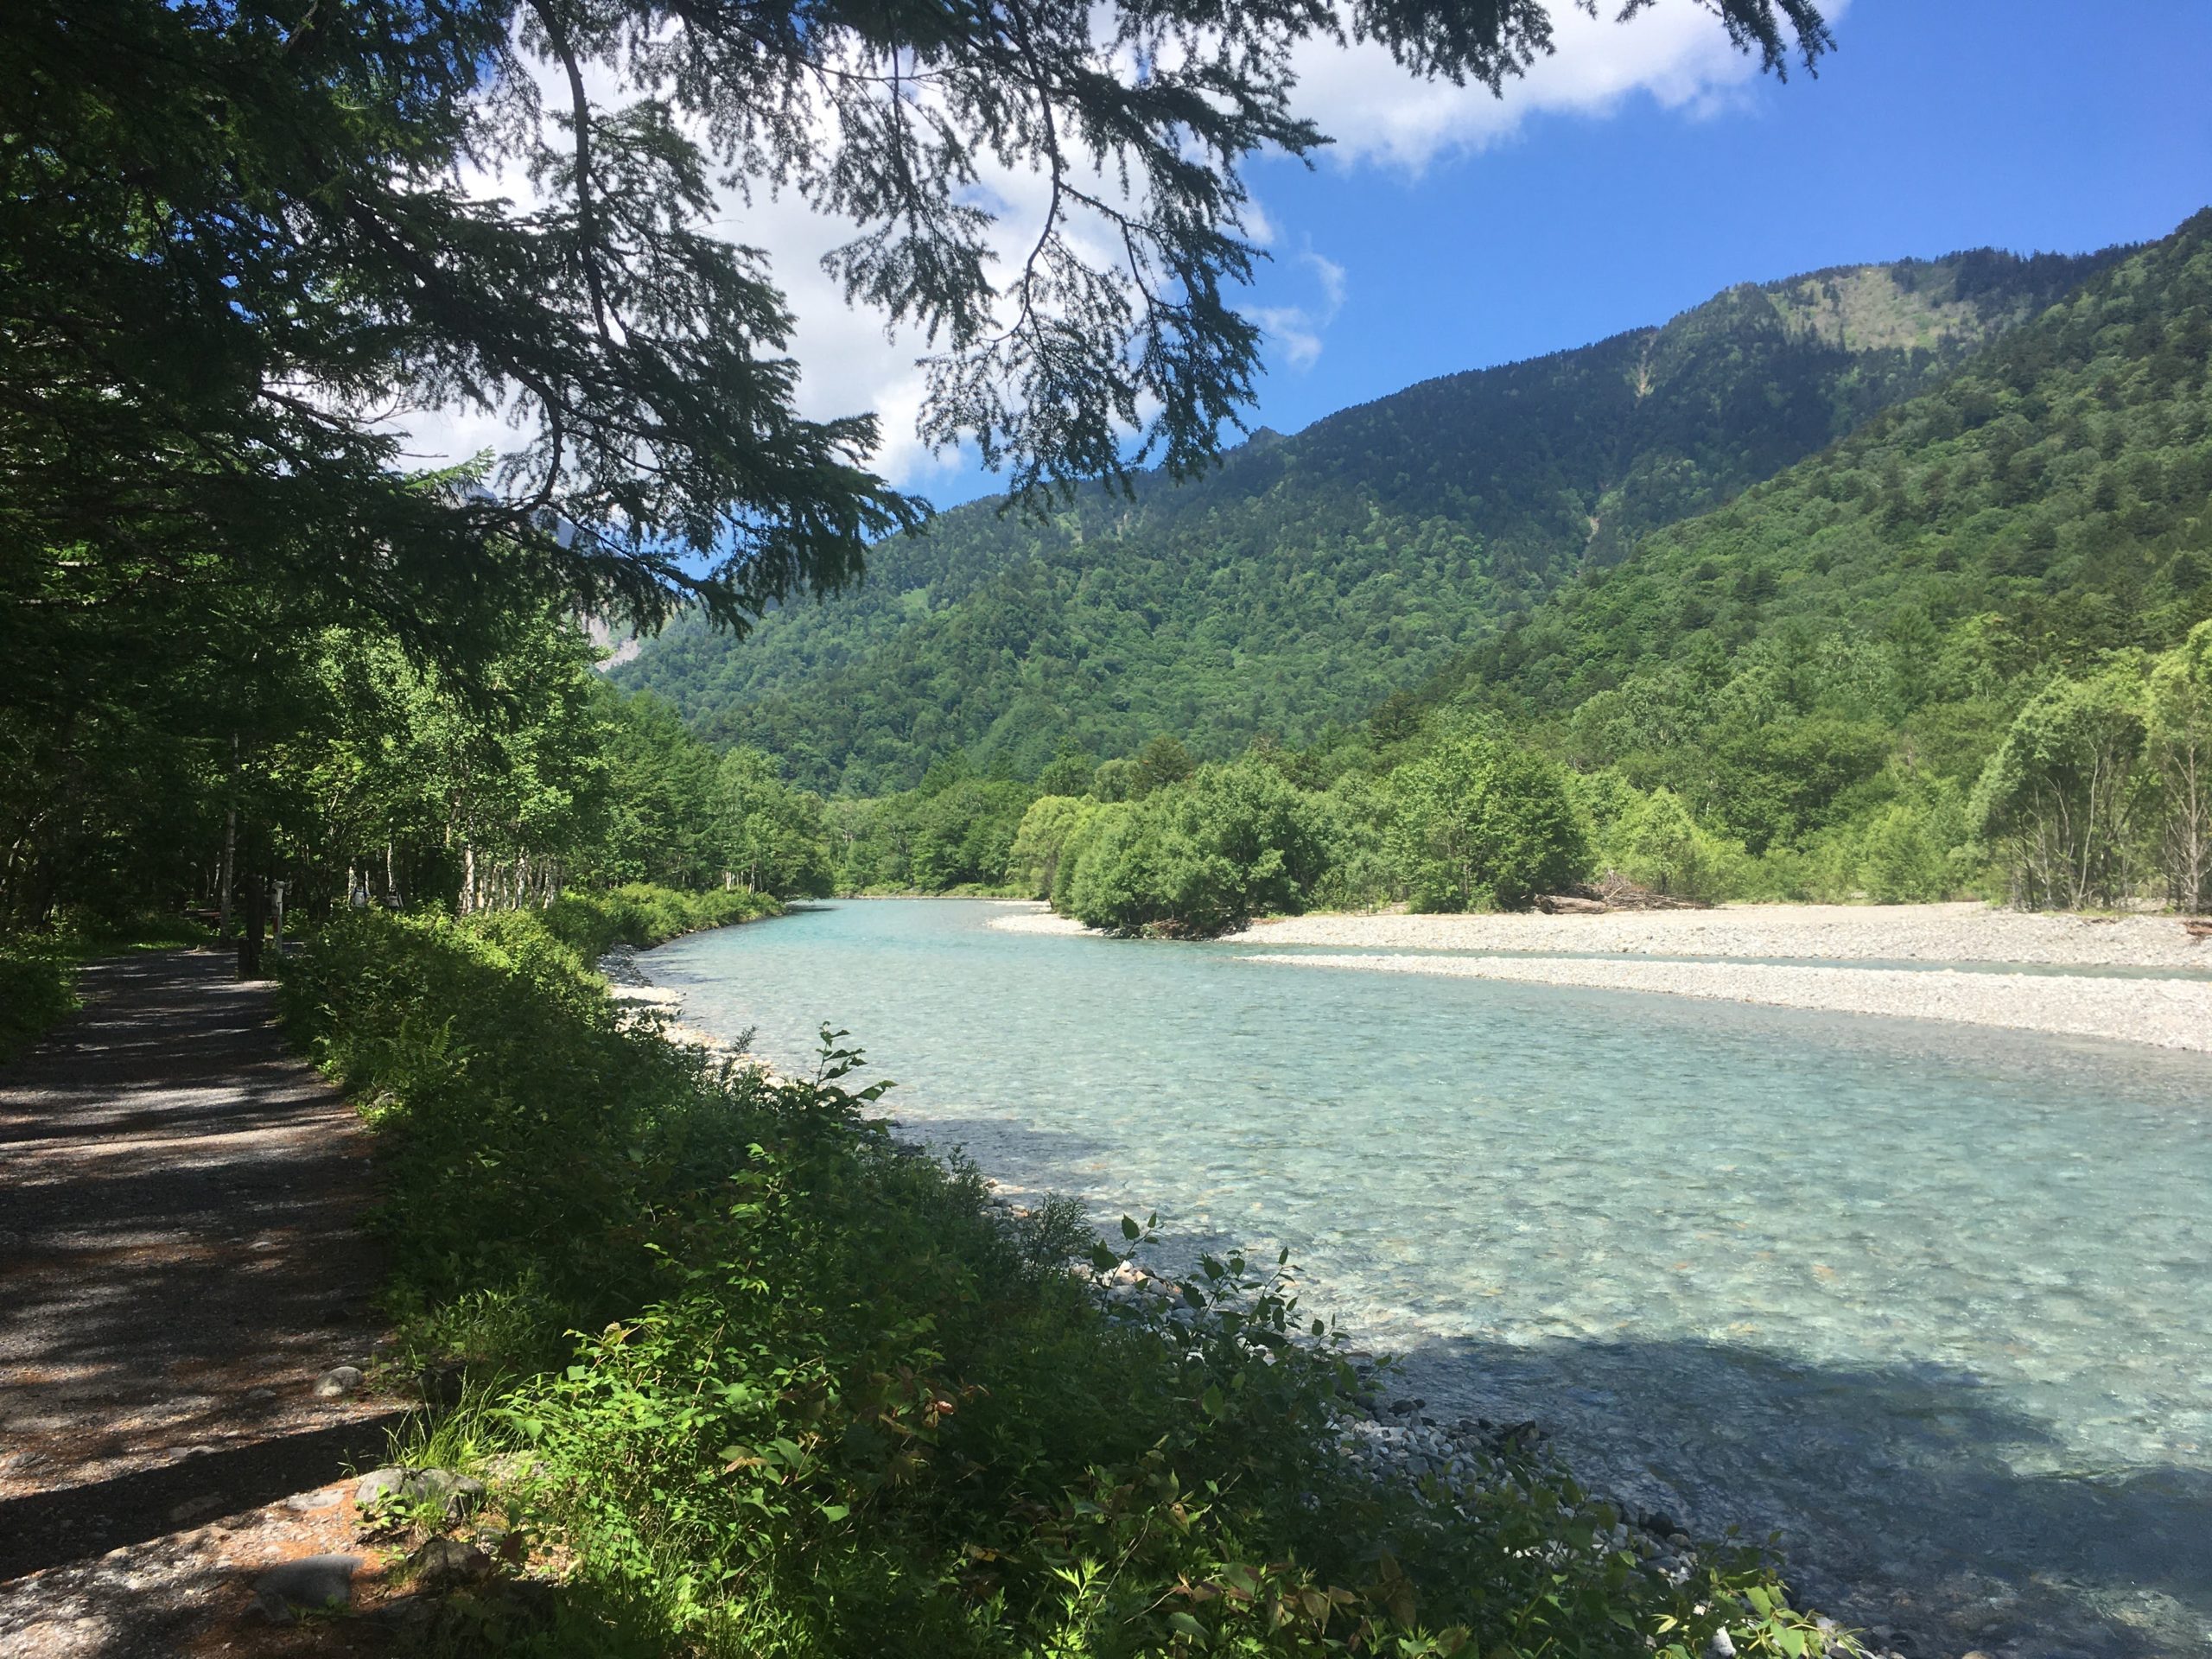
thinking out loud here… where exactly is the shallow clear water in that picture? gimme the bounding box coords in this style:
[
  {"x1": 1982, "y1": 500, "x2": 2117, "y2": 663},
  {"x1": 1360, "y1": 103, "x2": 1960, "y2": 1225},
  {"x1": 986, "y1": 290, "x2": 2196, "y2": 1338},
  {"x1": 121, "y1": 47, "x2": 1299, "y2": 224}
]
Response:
[{"x1": 652, "y1": 899, "x2": 2212, "y2": 1657}]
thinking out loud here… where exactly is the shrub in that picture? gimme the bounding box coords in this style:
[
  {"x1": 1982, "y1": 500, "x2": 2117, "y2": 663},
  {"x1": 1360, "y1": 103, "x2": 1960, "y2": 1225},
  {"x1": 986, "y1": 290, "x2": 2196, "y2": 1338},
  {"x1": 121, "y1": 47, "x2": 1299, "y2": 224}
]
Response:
[
  {"x1": 1604, "y1": 788, "x2": 1747, "y2": 904},
  {"x1": 0, "y1": 937, "x2": 75, "y2": 1063},
  {"x1": 1061, "y1": 761, "x2": 1326, "y2": 935},
  {"x1": 540, "y1": 882, "x2": 780, "y2": 960},
  {"x1": 279, "y1": 908, "x2": 1847, "y2": 1657},
  {"x1": 1008, "y1": 795, "x2": 1092, "y2": 899},
  {"x1": 1387, "y1": 728, "x2": 1590, "y2": 911}
]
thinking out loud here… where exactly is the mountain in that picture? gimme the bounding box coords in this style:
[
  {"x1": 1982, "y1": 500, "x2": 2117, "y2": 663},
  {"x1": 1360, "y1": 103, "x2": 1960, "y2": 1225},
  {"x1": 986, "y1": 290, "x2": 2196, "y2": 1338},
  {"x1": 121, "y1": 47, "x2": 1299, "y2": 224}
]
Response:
[
  {"x1": 1410, "y1": 209, "x2": 2212, "y2": 855},
  {"x1": 618, "y1": 244, "x2": 2127, "y2": 793}
]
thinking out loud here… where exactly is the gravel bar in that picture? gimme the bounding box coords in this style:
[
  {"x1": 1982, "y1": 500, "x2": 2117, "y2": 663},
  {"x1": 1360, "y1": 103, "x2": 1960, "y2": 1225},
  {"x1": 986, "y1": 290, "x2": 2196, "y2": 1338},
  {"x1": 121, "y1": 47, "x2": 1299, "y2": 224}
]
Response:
[
  {"x1": 1243, "y1": 950, "x2": 2212, "y2": 1052},
  {"x1": 1230, "y1": 901, "x2": 2211, "y2": 968}
]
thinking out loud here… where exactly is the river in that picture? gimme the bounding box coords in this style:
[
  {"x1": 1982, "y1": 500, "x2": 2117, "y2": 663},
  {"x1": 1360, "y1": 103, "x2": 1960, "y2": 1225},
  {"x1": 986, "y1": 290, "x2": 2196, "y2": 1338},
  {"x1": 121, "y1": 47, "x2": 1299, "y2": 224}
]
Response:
[{"x1": 647, "y1": 899, "x2": 2212, "y2": 1658}]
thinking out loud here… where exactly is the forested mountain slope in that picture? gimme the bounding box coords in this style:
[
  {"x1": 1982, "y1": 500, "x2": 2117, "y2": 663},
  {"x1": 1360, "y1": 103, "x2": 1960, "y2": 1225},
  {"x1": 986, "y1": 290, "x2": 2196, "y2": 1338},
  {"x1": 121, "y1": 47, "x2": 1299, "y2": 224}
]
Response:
[
  {"x1": 1414, "y1": 209, "x2": 2212, "y2": 857},
  {"x1": 620, "y1": 246, "x2": 2120, "y2": 792}
]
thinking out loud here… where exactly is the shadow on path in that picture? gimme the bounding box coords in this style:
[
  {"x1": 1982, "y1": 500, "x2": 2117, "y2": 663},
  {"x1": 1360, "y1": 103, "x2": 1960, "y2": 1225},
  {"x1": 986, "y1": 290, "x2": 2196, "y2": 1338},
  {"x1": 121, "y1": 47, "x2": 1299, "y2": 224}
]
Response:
[{"x1": 0, "y1": 950, "x2": 391, "y2": 1592}]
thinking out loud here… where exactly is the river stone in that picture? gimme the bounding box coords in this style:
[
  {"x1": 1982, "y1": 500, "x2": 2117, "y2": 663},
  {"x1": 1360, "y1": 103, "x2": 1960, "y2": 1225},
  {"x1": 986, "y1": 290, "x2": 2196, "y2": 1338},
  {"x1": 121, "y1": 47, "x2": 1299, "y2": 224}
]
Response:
[
  {"x1": 405, "y1": 1469, "x2": 487, "y2": 1519},
  {"x1": 1707, "y1": 1631, "x2": 1736, "y2": 1659},
  {"x1": 313, "y1": 1364, "x2": 365, "y2": 1398},
  {"x1": 355, "y1": 1466, "x2": 409, "y2": 1507},
  {"x1": 410, "y1": 1535, "x2": 493, "y2": 1592},
  {"x1": 257, "y1": 1553, "x2": 360, "y2": 1611}
]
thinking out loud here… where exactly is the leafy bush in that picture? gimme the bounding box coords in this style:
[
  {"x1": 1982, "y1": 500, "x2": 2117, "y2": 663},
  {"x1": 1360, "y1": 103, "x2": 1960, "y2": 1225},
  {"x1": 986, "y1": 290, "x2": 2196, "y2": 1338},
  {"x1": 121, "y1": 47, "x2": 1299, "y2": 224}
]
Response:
[
  {"x1": 283, "y1": 910, "x2": 1849, "y2": 1656},
  {"x1": 0, "y1": 912, "x2": 213, "y2": 1063},
  {"x1": 1062, "y1": 760, "x2": 1326, "y2": 934},
  {"x1": 1008, "y1": 795, "x2": 1092, "y2": 899},
  {"x1": 1602, "y1": 788, "x2": 1748, "y2": 905},
  {"x1": 1386, "y1": 728, "x2": 1589, "y2": 911},
  {"x1": 0, "y1": 936, "x2": 75, "y2": 1063},
  {"x1": 539, "y1": 883, "x2": 781, "y2": 960}
]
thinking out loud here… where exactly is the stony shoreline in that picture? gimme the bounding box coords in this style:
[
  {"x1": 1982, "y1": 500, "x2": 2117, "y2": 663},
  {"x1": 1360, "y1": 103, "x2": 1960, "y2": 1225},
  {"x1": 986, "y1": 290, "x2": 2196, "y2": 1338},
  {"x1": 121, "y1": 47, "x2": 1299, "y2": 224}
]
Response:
[
  {"x1": 1229, "y1": 900, "x2": 2210, "y2": 969},
  {"x1": 1244, "y1": 950, "x2": 2212, "y2": 1053},
  {"x1": 987, "y1": 899, "x2": 2212, "y2": 1052}
]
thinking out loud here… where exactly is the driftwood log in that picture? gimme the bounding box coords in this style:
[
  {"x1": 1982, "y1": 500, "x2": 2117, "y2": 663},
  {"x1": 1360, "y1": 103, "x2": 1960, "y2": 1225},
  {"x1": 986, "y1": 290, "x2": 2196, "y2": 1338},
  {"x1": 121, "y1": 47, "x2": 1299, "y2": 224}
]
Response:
[
  {"x1": 2184, "y1": 918, "x2": 2212, "y2": 942},
  {"x1": 1536, "y1": 894, "x2": 1610, "y2": 915},
  {"x1": 1592, "y1": 872, "x2": 1713, "y2": 911}
]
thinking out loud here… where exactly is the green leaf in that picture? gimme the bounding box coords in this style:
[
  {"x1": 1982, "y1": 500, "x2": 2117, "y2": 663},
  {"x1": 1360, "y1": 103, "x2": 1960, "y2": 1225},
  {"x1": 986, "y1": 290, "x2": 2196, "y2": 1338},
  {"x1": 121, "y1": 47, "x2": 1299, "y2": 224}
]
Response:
[{"x1": 1121, "y1": 1215, "x2": 1141, "y2": 1241}]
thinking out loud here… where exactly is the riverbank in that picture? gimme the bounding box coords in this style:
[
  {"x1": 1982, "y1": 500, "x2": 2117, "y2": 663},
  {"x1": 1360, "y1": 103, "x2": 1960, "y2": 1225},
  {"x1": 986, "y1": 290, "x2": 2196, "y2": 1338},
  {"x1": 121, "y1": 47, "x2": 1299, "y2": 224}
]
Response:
[
  {"x1": 304, "y1": 904, "x2": 1830, "y2": 1658},
  {"x1": 986, "y1": 900, "x2": 2212, "y2": 1051},
  {"x1": 613, "y1": 927, "x2": 1887, "y2": 1657},
  {"x1": 1248, "y1": 951, "x2": 2212, "y2": 1052},
  {"x1": 1230, "y1": 900, "x2": 2209, "y2": 969}
]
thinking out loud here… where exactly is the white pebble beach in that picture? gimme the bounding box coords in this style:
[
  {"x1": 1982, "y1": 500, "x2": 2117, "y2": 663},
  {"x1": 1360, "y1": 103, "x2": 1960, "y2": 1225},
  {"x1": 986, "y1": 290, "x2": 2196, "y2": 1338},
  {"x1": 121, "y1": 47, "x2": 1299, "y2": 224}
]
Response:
[{"x1": 985, "y1": 901, "x2": 2212, "y2": 1052}]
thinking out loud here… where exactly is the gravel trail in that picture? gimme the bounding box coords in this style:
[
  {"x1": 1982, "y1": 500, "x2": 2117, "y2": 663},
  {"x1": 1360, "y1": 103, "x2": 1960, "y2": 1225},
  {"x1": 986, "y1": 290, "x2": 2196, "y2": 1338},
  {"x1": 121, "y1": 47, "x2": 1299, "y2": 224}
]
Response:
[{"x1": 0, "y1": 950, "x2": 399, "y2": 1655}]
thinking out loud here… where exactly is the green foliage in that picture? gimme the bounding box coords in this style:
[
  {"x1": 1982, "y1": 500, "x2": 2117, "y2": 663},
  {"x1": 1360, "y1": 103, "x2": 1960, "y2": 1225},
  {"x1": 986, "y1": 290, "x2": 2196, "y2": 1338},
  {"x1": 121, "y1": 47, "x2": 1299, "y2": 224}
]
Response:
[
  {"x1": 0, "y1": 936, "x2": 75, "y2": 1065},
  {"x1": 1035, "y1": 744, "x2": 1100, "y2": 799},
  {"x1": 1384, "y1": 728, "x2": 1589, "y2": 912},
  {"x1": 1968, "y1": 665, "x2": 2151, "y2": 910},
  {"x1": 0, "y1": 912, "x2": 213, "y2": 1064},
  {"x1": 716, "y1": 749, "x2": 838, "y2": 899},
  {"x1": 283, "y1": 907, "x2": 1850, "y2": 1657},
  {"x1": 2145, "y1": 620, "x2": 2212, "y2": 911},
  {"x1": 1061, "y1": 760, "x2": 1326, "y2": 935},
  {"x1": 1603, "y1": 789, "x2": 1747, "y2": 906},
  {"x1": 621, "y1": 246, "x2": 2116, "y2": 793},
  {"x1": 1009, "y1": 797, "x2": 1094, "y2": 900},
  {"x1": 836, "y1": 774, "x2": 1039, "y2": 894},
  {"x1": 540, "y1": 885, "x2": 782, "y2": 962}
]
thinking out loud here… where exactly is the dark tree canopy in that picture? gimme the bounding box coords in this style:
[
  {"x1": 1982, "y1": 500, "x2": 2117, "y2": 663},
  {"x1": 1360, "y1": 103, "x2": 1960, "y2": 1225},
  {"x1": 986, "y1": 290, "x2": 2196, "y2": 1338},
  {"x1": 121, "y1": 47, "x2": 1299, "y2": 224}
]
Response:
[{"x1": 2, "y1": 0, "x2": 1828, "y2": 672}]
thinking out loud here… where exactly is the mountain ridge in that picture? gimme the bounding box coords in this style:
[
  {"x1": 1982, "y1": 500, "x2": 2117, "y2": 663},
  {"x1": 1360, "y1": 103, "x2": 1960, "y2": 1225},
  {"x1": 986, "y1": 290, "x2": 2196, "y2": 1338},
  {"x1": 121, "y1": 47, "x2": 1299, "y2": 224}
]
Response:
[{"x1": 620, "y1": 239, "x2": 2134, "y2": 792}]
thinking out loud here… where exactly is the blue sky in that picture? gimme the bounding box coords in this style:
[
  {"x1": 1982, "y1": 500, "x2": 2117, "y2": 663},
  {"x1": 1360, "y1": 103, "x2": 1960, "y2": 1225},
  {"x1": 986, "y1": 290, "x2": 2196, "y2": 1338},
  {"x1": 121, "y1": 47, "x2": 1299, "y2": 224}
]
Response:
[
  {"x1": 1216, "y1": 0, "x2": 2211, "y2": 449},
  {"x1": 412, "y1": 2, "x2": 2209, "y2": 514},
  {"x1": 904, "y1": 0, "x2": 2210, "y2": 507}
]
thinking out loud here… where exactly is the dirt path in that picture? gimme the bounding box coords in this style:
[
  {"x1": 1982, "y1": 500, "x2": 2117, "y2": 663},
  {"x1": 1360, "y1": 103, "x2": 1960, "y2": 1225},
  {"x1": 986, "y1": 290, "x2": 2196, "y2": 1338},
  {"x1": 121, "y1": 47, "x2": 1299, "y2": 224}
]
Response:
[{"x1": 0, "y1": 950, "x2": 402, "y2": 1654}]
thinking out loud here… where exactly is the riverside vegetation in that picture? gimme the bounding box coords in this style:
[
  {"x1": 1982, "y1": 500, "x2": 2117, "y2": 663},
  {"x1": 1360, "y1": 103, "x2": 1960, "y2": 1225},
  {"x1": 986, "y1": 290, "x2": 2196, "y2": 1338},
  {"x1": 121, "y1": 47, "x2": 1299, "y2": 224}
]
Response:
[
  {"x1": 650, "y1": 216, "x2": 2212, "y2": 934},
  {"x1": 3, "y1": 0, "x2": 2193, "y2": 1646},
  {"x1": 280, "y1": 901, "x2": 1851, "y2": 1656}
]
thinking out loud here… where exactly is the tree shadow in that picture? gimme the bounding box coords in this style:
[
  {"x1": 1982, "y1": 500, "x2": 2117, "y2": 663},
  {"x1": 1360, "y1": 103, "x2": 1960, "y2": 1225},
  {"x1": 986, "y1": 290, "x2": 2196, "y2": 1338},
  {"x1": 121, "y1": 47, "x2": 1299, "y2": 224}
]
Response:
[
  {"x1": 0, "y1": 1415, "x2": 404, "y2": 1581},
  {"x1": 1, "y1": 950, "x2": 391, "y2": 1587},
  {"x1": 1387, "y1": 1327, "x2": 2209, "y2": 1657}
]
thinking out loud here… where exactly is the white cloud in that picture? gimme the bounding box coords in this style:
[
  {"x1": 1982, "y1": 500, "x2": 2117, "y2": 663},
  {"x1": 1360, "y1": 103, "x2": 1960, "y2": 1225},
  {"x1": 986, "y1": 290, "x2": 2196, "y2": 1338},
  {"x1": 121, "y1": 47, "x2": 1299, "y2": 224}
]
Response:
[
  {"x1": 1249, "y1": 247, "x2": 1351, "y2": 371},
  {"x1": 390, "y1": 3, "x2": 1833, "y2": 487},
  {"x1": 1305, "y1": 250, "x2": 1350, "y2": 311},
  {"x1": 1290, "y1": 0, "x2": 1841, "y2": 173}
]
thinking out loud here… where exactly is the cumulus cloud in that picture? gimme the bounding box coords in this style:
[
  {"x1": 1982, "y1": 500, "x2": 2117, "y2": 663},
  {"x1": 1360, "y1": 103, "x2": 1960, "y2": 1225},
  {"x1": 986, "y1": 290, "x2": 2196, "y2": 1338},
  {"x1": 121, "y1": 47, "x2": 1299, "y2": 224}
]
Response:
[
  {"x1": 392, "y1": 3, "x2": 1834, "y2": 487},
  {"x1": 1293, "y1": 0, "x2": 1840, "y2": 172}
]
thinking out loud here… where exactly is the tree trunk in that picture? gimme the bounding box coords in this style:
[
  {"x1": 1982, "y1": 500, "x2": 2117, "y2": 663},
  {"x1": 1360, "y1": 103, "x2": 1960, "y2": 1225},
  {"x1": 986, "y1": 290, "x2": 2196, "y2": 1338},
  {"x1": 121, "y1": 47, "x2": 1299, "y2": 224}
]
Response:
[
  {"x1": 237, "y1": 833, "x2": 265, "y2": 979},
  {"x1": 217, "y1": 804, "x2": 237, "y2": 939}
]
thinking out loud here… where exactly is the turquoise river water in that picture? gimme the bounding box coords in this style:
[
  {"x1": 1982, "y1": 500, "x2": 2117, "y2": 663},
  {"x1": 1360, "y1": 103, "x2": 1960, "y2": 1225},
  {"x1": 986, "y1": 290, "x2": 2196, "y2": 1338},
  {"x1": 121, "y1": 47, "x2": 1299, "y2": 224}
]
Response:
[{"x1": 649, "y1": 899, "x2": 2212, "y2": 1658}]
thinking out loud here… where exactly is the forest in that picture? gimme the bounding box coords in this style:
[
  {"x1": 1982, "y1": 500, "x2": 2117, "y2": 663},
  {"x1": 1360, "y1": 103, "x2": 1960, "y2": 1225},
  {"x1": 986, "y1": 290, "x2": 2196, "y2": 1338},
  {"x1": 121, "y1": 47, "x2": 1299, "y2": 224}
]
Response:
[
  {"x1": 646, "y1": 213, "x2": 2212, "y2": 936},
  {"x1": 7, "y1": 0, "x2": 2202, "y2": 1647},
  {"x1": 621, "y1": 245, "x2": 2122, "y2": 794}
]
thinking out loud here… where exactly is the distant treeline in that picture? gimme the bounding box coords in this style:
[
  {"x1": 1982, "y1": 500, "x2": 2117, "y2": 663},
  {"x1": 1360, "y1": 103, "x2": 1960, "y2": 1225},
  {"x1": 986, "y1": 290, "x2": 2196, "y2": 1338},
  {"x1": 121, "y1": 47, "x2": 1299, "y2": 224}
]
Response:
[
  {"x1": 0, "y1": 606, "x2": 836, "y2": 943},
  {"x1": 823, "y1": 217, "x2": 2212, "y2": 929}
]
